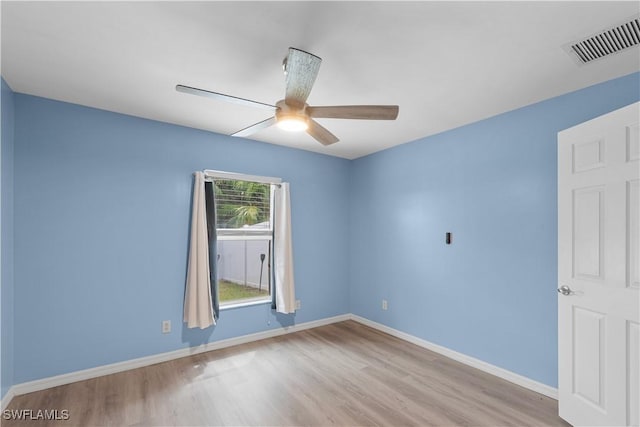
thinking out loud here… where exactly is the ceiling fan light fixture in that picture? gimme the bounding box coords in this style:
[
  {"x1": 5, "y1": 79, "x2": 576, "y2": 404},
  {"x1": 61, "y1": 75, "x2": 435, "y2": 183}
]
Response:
[
  {"x1": 277, "y1": 115, "x2": 308, "y2": 132},
  {"x1": 178, "y1": 47, "x2": 398, "y2": 146}
]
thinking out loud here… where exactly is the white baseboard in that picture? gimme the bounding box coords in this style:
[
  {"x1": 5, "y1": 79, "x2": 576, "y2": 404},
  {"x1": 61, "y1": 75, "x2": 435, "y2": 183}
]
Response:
[
  {"x1": 1, "y1": 387, "x2": 15, "y2": 411},
  {"x1": 10, "y1": 314, "x2": 351, "y2": 398},
  {"x1": 5, "y1": 313, "x2": 557, "y2": 405},
  {"x1": 349, "y1": 314, "x2": 558, "y2": 399}
]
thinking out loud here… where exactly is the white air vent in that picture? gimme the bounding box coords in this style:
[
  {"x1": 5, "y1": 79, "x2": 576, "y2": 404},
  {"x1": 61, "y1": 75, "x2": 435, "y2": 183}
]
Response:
[{"x1": 567, "y1": 16, "x2": 639, "y2": 65}]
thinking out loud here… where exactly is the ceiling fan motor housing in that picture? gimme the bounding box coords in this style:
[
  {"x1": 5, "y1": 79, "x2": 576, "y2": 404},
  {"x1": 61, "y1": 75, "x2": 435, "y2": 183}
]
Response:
[{"x1": 276, "y1": 99, "x2": 309, "y2": 126}]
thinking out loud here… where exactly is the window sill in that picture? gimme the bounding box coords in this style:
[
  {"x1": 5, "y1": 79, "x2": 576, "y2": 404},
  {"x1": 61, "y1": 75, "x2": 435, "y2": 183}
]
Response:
[{"x1": 220, "y1": 298, "x2": 271, "y2": 311}]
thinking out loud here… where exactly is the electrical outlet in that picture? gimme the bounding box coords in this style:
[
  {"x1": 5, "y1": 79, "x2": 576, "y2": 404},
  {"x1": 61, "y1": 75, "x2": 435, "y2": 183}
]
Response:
[
  {"x1": 382, "y1": 300, "x2": 388, "y2": 310},
  {"x1": 295, "y1": 299, "x2": 301, "y2": 310},
  {"x1": 162, "y1": 320, "x2": 171, "y2": 334}
]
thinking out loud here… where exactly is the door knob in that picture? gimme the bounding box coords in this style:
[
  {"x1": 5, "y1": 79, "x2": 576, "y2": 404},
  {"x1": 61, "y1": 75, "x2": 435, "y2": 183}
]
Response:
[{"x1": 557, "y1": 285, "x2": 573, "y2": 296}]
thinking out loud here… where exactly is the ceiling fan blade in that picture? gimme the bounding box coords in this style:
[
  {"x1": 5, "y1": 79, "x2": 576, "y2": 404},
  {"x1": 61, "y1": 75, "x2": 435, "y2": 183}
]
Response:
[
  {"x1": 176, "y1": 85, "x2": 276, "y2": 111},
  {"x1": 232, "y1": 116, "x2": 277, "y2": 137},
  {"x1": 284, "y1": 48, "x2": 322, "y2": 108},
  {"x1": 307, "y1": 119, "x2": 339, "y2": 146},
  {"x1": 307, "y1": 105, "x2": 399, "y2": 120}
]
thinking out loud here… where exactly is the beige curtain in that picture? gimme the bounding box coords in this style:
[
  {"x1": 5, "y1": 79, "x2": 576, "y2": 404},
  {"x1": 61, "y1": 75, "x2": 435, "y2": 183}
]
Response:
[
  {"x1": 273, "y1": 183, "x2": 296, "y2": 314},
  {"x1": 183, "y1": 172, "x2": 215, "y2": 328}
]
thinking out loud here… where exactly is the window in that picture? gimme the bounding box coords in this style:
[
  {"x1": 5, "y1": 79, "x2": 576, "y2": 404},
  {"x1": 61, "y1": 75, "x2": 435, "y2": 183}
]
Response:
[{"x1": 214, "y1": 178, "x2": 274, "y2": 306}]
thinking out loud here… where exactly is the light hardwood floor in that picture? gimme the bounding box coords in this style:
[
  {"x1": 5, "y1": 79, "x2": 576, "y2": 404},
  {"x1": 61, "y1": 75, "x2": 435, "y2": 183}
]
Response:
[{"x1": 4, "y1": 321, "x2": 570, "y2": 426}]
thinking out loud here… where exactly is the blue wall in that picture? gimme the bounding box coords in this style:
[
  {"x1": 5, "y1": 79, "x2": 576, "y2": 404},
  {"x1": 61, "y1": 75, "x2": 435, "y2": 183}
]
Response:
[
  {"x1": 1, "y1": 78, "x2": 15, "y2": 399},
  {"x1": 5, "y1": 71, "x2": 639, "y2": 389},
  {"x1": 12, "y1": 95, "x2": 350, "y2": 383},
  {"x1": 349, "y1": 72, "x2": 640, "y2": 387}
]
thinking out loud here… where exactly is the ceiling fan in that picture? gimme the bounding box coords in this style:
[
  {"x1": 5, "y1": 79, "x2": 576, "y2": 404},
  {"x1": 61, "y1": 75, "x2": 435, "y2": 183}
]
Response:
[{"x1": 176, "y1": 47, "x2": 399, "y2": 146}]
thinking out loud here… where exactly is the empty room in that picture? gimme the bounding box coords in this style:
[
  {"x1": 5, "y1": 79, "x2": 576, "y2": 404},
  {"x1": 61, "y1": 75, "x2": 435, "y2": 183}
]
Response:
[{"x1": 1, "y1": 1, "x2": 639, "y2": 426}]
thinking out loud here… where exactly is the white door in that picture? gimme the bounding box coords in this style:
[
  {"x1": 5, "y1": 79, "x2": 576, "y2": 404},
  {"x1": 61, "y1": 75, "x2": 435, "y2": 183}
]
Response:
[{"x1": 558, "y1": 102, "x2": 640, "y2": 426}]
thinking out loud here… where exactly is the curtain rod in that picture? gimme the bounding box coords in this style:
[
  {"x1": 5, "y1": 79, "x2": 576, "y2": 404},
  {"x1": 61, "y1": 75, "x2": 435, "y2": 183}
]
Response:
[{"x1": 203, "y1": 169, "x2": 283, "y2": 186}]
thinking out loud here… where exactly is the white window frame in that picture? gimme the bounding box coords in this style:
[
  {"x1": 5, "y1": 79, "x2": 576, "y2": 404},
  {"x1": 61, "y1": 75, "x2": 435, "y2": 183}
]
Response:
[{"x1": 205, "y1": 170, "x2": 281, "y2": 309}]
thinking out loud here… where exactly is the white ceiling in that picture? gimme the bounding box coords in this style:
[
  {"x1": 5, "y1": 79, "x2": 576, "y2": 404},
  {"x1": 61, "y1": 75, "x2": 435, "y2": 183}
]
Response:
[{"x1": 2, "y1": 1, "x2": 639, "y2": 159}]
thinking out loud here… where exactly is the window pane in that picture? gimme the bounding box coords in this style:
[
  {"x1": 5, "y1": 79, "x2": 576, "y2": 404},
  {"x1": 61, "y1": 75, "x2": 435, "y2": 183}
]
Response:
[
  {"x1": 217, "y1": 239, "x2": 270, "y2": 304},
  {"x1": 214, "y1": 179, "x2": 271, "y2": 230}
]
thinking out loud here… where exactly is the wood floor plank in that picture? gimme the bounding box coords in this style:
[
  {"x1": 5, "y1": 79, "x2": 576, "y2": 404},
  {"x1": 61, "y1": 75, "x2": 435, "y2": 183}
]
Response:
[{"x1": 3, "y1": 321, "x2": 570, "y2": 426}]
